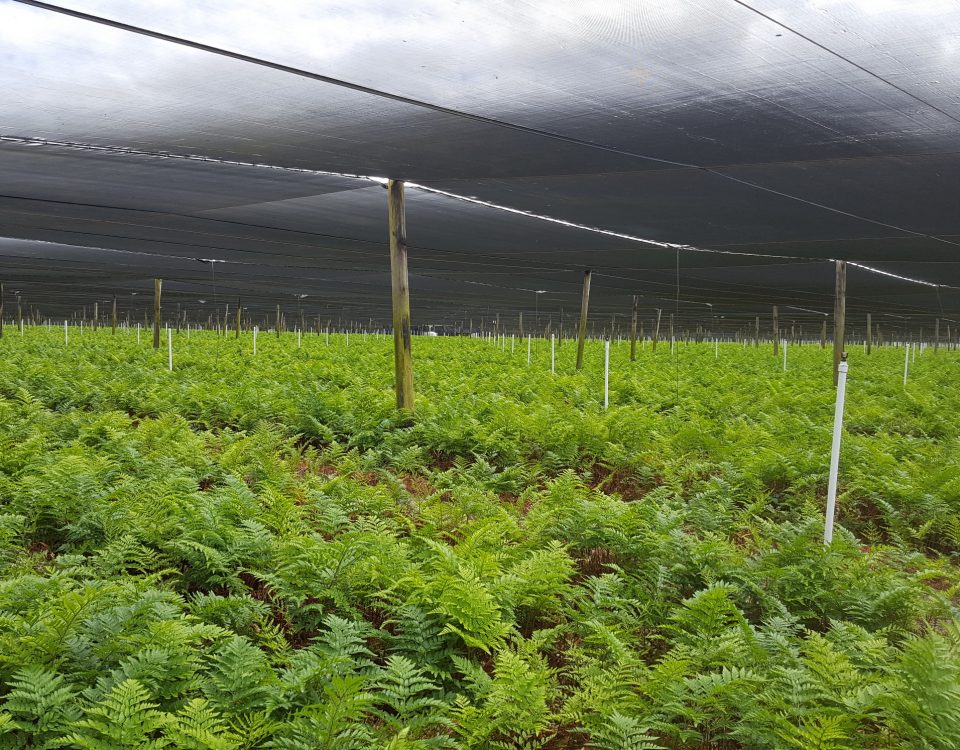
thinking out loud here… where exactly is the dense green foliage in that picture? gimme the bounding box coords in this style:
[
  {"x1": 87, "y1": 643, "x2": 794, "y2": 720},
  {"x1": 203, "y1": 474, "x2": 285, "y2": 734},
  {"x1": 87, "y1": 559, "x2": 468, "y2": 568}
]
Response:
[{"x1": 0, "y1": 326, "x2": 958, "y2": 749}]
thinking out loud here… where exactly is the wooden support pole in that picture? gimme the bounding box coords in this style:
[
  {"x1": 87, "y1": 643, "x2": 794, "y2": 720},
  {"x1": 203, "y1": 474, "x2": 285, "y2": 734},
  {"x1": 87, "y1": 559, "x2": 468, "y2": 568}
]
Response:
[
  {"x1": 235, "y1": 297, "x2": 242, "y2": 338},
  {"x1": 0, "y1": 282, "x2": 4, "y2": 338},
  {"x1": 93, "y1": 302, "x2": 98, "y2": 330},
  {"x1": 388, "y1": 179, "x2": 414, "y2": 411},
  {"x1": 652, "y1": 308, "x2": 662, "y2": 352},
  {"x1": 833, "y1": 261, "x2": 846, "y2": 386},
  {"x1": 754, "y1": 315, "x2": 759, "y2": 347},
  {"x1": 821, "y1": 318, "x2": 827, "y2": 349},
  {"x1": 866, "y1": 312, "x2": 872, "y2": 354},
  {"x1": 112, "y1": 295, "x2": 118, "y2": 334},
  {"x1": 934, "y1": 317, "x2": 940, "y2": 352},
  {"x1": 153, "y1": 278, "x2": 162, "y2": 349},
  {"x1": 772, "y1": 305, "x2": 779, "y2": 356},
  {"x1": 276, "y1": 304, "x2": 281, "y2": 338},
  {"x1": 575, "y1": 269, "x2": 592, "y2": 370},
  {"x1": 630, "y1": 295, "x2": 638, "y2": 361}
]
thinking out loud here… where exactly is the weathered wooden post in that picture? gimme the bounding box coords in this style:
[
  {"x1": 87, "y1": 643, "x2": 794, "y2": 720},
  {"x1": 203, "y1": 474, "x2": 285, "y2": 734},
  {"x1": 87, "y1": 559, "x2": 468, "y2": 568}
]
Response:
[
  {"x1": 652, "y1": 309, "x2": 662, "y2": 352},
  {"x1": 630, "y1": 295, "x2": 638, "y2": 362},
  {"x1": 772, "y1": 305, "x2": 779, "y2": 356},
  {"x1": 821, "y1": 318, "x2": 827, "y2": 349},
  {"x1": 153, "y1": 278, "x2": 162, "y2": 349},
  {"x1": 235, "y1": 297, "x2": 241, "y2": 338},
  {"x1": 112, "y1": 295, "x2": 118, "y2": 335},
  {"x1": 388, "y1": 179, "x2": 414, "y2": 411},
  {"x1": 754, "y1": 315, "x2": 759, "y2": 347},
  {"x1": 0, "y1": 282, "x2": 4, "y2": 339},
  {"x1": 575, "y1": 269, "x2": 592, "y2": 370},
  {"x1": 866, "y1": 313, "x2": 872, "y2": 354},
  {"x1": 833, "y1": 261, "x2": 846, "y2": 386},
  {"x1": 934, "y1": 317, "x2": 940, "y2": 352}
]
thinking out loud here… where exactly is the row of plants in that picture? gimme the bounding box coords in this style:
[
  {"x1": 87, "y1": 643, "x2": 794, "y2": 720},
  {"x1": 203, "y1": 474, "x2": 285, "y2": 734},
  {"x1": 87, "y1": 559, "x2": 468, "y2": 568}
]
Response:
[{"x1": 0, "y1": 327, "x2": 957, "y2": 748}]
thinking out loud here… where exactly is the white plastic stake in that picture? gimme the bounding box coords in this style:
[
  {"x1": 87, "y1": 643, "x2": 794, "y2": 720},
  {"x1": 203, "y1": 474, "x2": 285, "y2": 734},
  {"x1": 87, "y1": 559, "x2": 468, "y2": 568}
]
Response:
[
  {"x1": 823, "y1": 356, "x2": 849, "y2": 544},
  {"x1": 20, "y1": 319, "x2": 24, "y2": 335},
  {"x1": 253, "y1": 326, "x2": 258, "y2": 355},
  {"x1": 903, "y1": 342, "x2": 910, "y2": 385},
  {"x1": 80, "y1": 320, "x2": 83, "y2": 335},
  {"x1": 527, "y1": 334, "x2": 531, "y2": 365},
  {"x1": 346, "y1": 330, "x2": 350, "y2": 347},
  {"x1": 604, "y1": 339, "x2": 610, "y2": 410},
  {"x1": 167, "y1": 327, "x2": 173, "y2": 371},
  {"x1": 64, "y1": 320, "x2": 68, "y2": 345},
  {"x1": 511, "y1": 334, "x2": 515, "y2": 354},
  {"x1": 551, "y1": 334, "x2": 555, "y2": 374},
  {"x1": 782, "y1": 339, "x2": 787, "y2": 371},
  {"x1": 298, "y1": 328, "x2": 302, "y2": 350}
]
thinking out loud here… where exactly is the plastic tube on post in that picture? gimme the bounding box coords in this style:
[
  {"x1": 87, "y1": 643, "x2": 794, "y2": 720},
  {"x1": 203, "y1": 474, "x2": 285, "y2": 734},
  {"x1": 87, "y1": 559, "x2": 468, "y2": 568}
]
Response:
[
  {"x1": 167, "y1": 327, "x2": 173, "y2": 371},
  {"x1": 253, "y1": 326, "x2": 258, "y2": 356},
  {"x1": 20, "y1": 319, "x2": 24, "y2": 336},
  {"x1": 64, "y1": 320, "x2": 68, "y2": 345},
  {"x1": 903, "y1": 343, "x2": 910, "y2": 385},
  {"x1": 604, "y1": 339, "x2": 610, "y2": 410},
  {"x1": 511, "y1": 334, "x2": 515, "y2": 354},
  {"x1": 551, "y1": 334, "x2": 555, "y2": 374},
  {"x1": 823, "y1": 355, "x2": 849, "y2": 544}
]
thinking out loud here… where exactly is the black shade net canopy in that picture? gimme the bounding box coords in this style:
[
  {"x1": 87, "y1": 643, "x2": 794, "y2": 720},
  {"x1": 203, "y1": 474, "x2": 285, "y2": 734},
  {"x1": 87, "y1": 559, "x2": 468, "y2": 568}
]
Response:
[{"x1": 1, "y1": 0, "x2": 959, "y2": 333}]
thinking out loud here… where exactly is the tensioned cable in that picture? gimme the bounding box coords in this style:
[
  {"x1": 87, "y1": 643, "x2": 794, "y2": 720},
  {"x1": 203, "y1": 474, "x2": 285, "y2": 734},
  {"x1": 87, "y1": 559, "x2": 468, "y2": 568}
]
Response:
[
  {"x1": 9, "y1": 1, "x2": 960, "y2": 254},
  {"x1": 728, "y1": 0, "x2": 960, "y2": 127}
]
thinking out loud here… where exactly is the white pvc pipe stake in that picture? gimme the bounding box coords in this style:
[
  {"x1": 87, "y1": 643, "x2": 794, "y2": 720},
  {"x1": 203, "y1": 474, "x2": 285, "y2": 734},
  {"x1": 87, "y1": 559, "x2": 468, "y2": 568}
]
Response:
[
  {"x1": 604, "y1": 339, "x2": 610, "y2": 410},
  {"x1": 511, "y1": 334, "x2": 515, "y2": 354},
  {"x1": 64, "y1": 320, "x2": 68, "y2": 345},
  {"x1": 527, "y1": 334, "x2": 531, "y2": 365},
  {"x1": 823, "y1": 357, "x2": 849, "y2": 544},
  {"x1": 551, "y1": 334, "x2": 555, "y2": 374},
  {"x1": 298, "y1": 328, "x2": 302, "y2": 349},
  {"x1": 20, "y1": 319, "x2": 24, "y2": 335},
  {"x1": 253, "y1": 326, "x2": 258, "y2": 355},
  {"x1": 903, "y1": 342, "x2": 910, "y2": 385},
  {"x1": 167, "y1": 327, "x2": 173, "y2": 371}
]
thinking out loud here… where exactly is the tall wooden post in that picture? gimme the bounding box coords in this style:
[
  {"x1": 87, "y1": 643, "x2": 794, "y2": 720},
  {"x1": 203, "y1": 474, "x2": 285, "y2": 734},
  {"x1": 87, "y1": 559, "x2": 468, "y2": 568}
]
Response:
[
  {"x1": 934, "y1": 318, "x2": 940, "y2": 352},
  {"x1": 112, "y1": 295, "x2": 118, "y2": 334},
  {"x1": 235, "y1": 297, "x2": 241, "y2": 338},
  {"x1": 866, "y1": 313, "x2": 872, "y2": 354},
  {"x1": 153, "y1": 278, "x2": 162, "y2": 349},
  {"x1": 93, "y1": 302, "x2": 99, "y2": 330},
  {"x1": 518, "y1": 311, "x2": 523, "y2": 338},
  {"x1": 388, "y1": 179, "x2": 414, "y2": 411},
  {"x1": 275, "y1": 304, "x2": 281, "y2": 338},
  {"x1": 772, "y1": 306, "x2": 779, "y2": 356},
  {"x1": 833, "y1": 261, "x2": 846, "y2": 386},
  {"x1": 575, "y1": 269, "x2": 592, "y2": 370},
  {"x1": 652, "y1": 308, "x2": 662, "y2": 351},
  {"x1": 754, "y1": 315, "x2": 759, "y2": 347},
  {"x1": 821, "y1": 318, "x2": 827, "y2": 349},
  {"x1": 630, "y1": 295, "x2": 638, "y2": 361},
  {"x1": 0, "y1": 282, "x2": 4, "y2": 338}
]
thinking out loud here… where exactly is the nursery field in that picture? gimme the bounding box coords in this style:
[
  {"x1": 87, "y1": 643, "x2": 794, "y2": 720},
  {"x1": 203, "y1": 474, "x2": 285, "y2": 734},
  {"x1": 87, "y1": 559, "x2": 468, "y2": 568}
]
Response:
[{"x1": 0, "y1": 326, "x2": 958, "y2": 749}]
